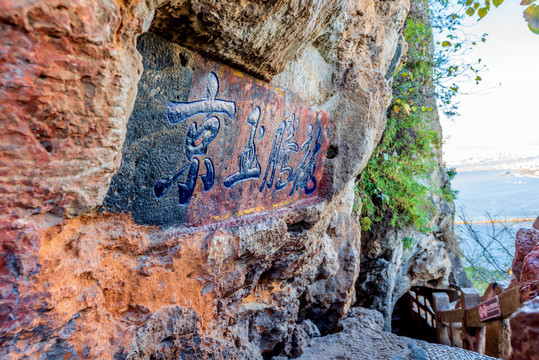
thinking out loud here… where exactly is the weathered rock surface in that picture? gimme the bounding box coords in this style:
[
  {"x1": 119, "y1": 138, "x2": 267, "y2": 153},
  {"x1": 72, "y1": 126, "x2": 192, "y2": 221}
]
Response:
[
  {"x1": 1, "y1": 0, "x2": 412, "y2": 359},
  {"x1": 151, "y1": 0, "x2": 343, "y2": 80},
  {"x1": 297, "y1": 307, "x2": 498, "y2": 360},
  {"x1": 520, "y1": 241, "x2": 539, "y2": 303},
  {"x1": 510, "y1": 297, "x2": 539, "y2": 360},
  {"x1": 512, "y1": 228, "x2": 539, "y2": 281},
  {"x1": 356, "y1": 224, "x2": 469, "y2": 330},
  {"x1": 533, "y1": 215, "x2": 539, "y2": 230}
]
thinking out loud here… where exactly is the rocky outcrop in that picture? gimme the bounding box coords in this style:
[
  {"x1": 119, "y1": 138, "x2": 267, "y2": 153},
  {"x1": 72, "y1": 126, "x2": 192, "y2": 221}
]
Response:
[
  {"x1": 512, "y1": 229, "x2": 539, "y2": 281},
  {"x1": 354, "y1": 0, "x2": 472, "y2": 330},
  {"x1": 510, "y1": 297, "x2": 539, "y2": 360},
  {"x1": 504, "y1": 225, "x2": 539, "y2": 360},
  {"x1": 356, "y1": 221, "x2": 470, "y2": 330},
  {"x1": 513, "y1": 228, "x2": 539, "y2": 305},
  {"x1": 1, "y1": 0, "x2": 410, "y2": 358}
]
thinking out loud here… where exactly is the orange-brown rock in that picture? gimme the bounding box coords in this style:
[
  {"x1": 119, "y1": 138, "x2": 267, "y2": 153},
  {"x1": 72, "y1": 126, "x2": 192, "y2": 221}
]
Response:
[
  {"x1": 1, "y1": 0, "x2": 478, "y2": 355},
  {"x1": 0, "y1": 0, "x2": 413, "y2": 358},
  {"x1": 481, "y1": 282, "x2": 507, "y2": 302}
]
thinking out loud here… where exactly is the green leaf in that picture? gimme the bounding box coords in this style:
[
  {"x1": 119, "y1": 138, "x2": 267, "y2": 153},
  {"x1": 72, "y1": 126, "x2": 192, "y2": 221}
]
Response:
[
  {"x1": 529, "y1": 23, "x2": 539, "y2": 33},
  {"x1": 466, "y1": 7, "x2": 476, "y2": 16},
  {"x1": 360, "y1": 217, "x2": 372, "y2": 232},
  {"x1": 466, "y1": 0, "x2": 473, "y2": 5},
  {"x1": 403, "y1": 237, "x2": 414, "y2": 250},
  {"x1": 524, "y1": 4, "x2": 539, "y2": 31},
  {"x1": 442, "y1": 40, "x2": 452, "y2": 47},
  {"x1": 402, "y1": 103, "x2": 411, "y2": 115},
  {"x1": 493, "y1": 0, "x2": 504, "y2": 7},
  {"x1": 474, "y1": 2, "x2": 480, "y2": 9},
  {"x1": 521, "y1": 0, "x2": 536, "y2": 5},
  {"x1": 478, "y1": 7, "x2": 488, "y2": 18}
]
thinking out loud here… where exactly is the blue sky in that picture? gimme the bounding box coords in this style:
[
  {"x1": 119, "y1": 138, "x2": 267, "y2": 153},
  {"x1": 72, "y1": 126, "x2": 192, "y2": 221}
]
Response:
[{"x1": 439, "y1": 1, "x2": 539, "y2": 164}]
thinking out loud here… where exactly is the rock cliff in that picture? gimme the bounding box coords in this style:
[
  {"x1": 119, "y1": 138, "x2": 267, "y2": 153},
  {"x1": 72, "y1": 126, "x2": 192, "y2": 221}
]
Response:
[
  {"x1": 354, "y1": 0, "x2": 472, "y2": 331},
  {"x1": 0, "y1": 0, "x2": 469, "y2": 358}
]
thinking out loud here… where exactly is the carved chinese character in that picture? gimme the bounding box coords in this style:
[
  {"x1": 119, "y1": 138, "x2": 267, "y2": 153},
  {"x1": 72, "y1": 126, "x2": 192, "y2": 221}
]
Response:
[
  {"x1": 224, "y1": 106, "x2": 265, "y2": 188},
  {"x1": 166, "y1": 72, "x2": 235, "y2": 124},
  {"x1": 289, "y1": 124, "x2": 322, "y2": 196},
  {"x1": 259, "y1": 114, "x2": 300, "y2": 196},
  {"x1": 154, "y1": 72, "x2": 235, "y2": 205}
]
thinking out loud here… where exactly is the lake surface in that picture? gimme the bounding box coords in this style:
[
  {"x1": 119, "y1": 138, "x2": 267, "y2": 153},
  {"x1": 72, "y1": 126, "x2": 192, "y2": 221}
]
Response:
[
  {"x1": 452, "y1": 170, "x2": 539, "y2": 222},
  {"x1": 451, "y1": 170, "x2": 539, "y2": 281}
]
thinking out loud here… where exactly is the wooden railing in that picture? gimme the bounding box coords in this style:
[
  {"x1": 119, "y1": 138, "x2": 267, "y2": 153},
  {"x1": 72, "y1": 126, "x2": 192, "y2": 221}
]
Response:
[
  {"x1": 402, "y1": 286, "x2": 521, "y2": 358},
  {"x1": 404, "y1": 287, "x2": 459, "y2": 343},
  {"x1": 432, "y1": 287, "x2": 520, "y2": 358}
]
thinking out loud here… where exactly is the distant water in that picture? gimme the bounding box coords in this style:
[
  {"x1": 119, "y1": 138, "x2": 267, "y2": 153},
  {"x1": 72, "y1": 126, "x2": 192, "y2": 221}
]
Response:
[
  {"x1": 452, "y1": 170, "x2": 539, "y2": 222},
  {"x1": 451, "y1": 170, "x2": 539, "y2": 281}
]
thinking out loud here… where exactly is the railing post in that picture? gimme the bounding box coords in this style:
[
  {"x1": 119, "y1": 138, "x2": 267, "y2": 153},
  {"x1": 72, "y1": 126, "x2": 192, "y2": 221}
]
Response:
[
  {"x1": 432, "y1": 292, "x2": 451, "y2": 346},
  {"x1": 460, "y1": 288, "x2": 485, "y2": 354},
  {"x1": 485, "y1": 320, "x2": 501, "y2": 358},
  {"x1": 461, "y1": 287, "x2": 480, "y2": 309}
]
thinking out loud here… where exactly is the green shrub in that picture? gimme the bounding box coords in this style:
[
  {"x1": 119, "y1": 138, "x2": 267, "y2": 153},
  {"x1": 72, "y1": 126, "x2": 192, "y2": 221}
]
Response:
[
  {"x1": 356, "y1": 15, "x2": 441, "y2": 234},
  {"x1": 355, "y1": 1, "x2": 479, "y2": 236}
]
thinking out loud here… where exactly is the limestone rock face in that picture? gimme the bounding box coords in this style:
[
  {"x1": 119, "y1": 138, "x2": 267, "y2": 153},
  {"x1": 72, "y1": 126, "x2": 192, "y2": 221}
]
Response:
[
  {"x1": 353, "y1": 0, "x2": 472, "y2": 330},
  {"x1": 355, "y1": 216, "x2": 470, "y2": 330},
  {"x1": 510, "y1": 297, "x2": 539, "y2": 360},
  {"x1": 1, "y1": 0, "x2": 410, "y2": 358},
  {"x1": 151, "y1": 0, "x2": 343, "y2": 80}
]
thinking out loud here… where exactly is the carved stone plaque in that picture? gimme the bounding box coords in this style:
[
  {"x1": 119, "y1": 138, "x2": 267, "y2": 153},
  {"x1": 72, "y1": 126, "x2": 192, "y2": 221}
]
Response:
[{"x1": 103, "y1": 33, "x2": 329, "y2": 228}]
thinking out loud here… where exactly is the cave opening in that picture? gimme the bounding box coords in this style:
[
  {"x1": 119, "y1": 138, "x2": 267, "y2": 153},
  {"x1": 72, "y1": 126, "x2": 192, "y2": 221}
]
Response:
[
  {"x1": 391, "y1": 287, "x2": 456, "y2": 343},
  {"x1": 391, "y1": 291, "x2": 434, "y2": 341}
]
